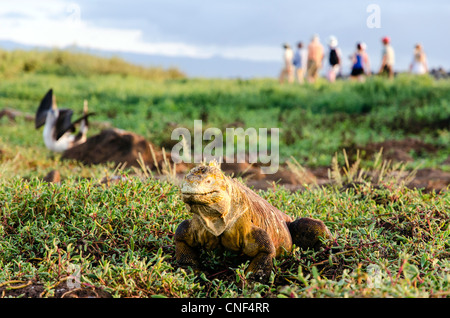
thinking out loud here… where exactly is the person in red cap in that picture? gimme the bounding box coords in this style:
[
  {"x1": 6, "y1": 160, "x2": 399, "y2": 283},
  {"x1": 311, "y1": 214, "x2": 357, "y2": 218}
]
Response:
[{"x1": 378, "y1": 36, "x2": 395, "y2": 79}]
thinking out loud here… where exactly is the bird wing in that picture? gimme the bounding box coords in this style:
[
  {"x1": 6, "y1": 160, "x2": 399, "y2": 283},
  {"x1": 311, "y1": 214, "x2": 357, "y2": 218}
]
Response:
[
  {"x1": 35, "y1": 89, "x2": 53, "y2": 129},
  {"x1": 71, "y1": 112, "x2": 96, "y2": 127},
  {"x1": 54, "y1": 109, "x2": 75, "y2": 140}
]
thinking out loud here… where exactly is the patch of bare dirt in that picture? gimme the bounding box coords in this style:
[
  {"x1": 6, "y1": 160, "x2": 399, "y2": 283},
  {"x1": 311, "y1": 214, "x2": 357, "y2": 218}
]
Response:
[
  {"x1": 443, "y1": 156, "x2": 450, "y2": 165},
  {"x1": 55, "y1": 132, "x2": 450, "y2": 193},
  {"x1": 234, "y1": 164, "x2": 449, "y2": 193},
  {"x1": 362, "y1": 137, "x2": 439, "y2": 162},
  {"x1": 61, "y1": 128, "x2": 186, "y2": 173},
  {"x1": 406, "y1": 168, "x2": 450, "y2": 193},
  {"x1": 215, "y1": 139, "x2": 449, "y2": 193},
  {"x1": 0, "y1": 281, "x2": 111, "y2": 298},
  {"x1": 0, "y1": 108, "x2": 34, "y2": 122}
]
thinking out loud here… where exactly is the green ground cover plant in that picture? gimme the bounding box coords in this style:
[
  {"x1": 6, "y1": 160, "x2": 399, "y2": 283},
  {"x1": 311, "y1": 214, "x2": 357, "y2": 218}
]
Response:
[{"x1": 0, "y1": 171, "x2": 449, "y2": 297}]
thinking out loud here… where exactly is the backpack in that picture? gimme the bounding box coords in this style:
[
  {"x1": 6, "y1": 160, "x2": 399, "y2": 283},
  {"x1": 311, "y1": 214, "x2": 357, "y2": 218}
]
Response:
[
  {"x1": 329, "y1": 49, "x2": 339, "y2": 66},
  {"x1": 293, "y1": 51, "x2": 300, "y2": 67}
]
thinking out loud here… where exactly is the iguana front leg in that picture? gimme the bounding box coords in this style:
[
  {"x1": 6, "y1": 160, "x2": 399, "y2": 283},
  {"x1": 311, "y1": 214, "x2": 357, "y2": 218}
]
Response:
[
  {"x1": 174, "y1": 220, "x2": 201, "y2": 270},
  {"x1": 242, "y1": 227, "x2": 276, "y2": 283},
  {"x1": 174, "y1": 219, "x2": 220, "y2": 271}
]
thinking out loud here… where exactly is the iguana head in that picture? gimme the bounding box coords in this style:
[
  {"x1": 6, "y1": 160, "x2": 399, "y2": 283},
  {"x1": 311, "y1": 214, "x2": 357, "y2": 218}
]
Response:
[
  {"x1": 181, "y1": 160, "x2": 229, "y2": 206},
  {"x1": 180, "y1": 161, "x2": 237, "y2": 236}
]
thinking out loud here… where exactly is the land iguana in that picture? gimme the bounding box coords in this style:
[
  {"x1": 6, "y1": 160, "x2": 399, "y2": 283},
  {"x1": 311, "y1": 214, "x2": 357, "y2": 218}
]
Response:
[{"x1": 174, "y1": 161, "x2": 332, "y2": 282}]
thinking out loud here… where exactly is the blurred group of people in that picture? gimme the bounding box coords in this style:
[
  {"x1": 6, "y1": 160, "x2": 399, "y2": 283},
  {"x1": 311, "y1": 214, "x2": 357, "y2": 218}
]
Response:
[{"x1": 279, "y1": 35, "x2": 429, "y2": 84}]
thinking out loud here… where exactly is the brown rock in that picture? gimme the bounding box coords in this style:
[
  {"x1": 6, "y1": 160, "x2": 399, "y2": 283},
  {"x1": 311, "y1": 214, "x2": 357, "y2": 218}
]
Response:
[{"x1": 43, "y1": 170, "x2": 61, "y2": 183}]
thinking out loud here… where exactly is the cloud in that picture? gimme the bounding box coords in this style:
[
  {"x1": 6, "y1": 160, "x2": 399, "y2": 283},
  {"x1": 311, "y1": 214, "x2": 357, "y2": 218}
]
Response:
[
  {"x1": 0, "y1": 1, "x2": 281, "y2": 62},
  {"x1": 4, "y1": 0, "x2": 447, "y2": 72}
]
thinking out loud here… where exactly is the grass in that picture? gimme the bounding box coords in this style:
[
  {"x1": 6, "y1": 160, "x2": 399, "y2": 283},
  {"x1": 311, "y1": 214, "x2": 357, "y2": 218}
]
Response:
[
  {"x1": 0, "y1": 48, "x2": 185, "y2": 80},
  {"x1": 0, "y1": 50, "x2": 449, "y2": 298},
  {"x1": 0, "y1": 172, "x2": 449, "y2": 298},
  {"x1": 1, "y1": 72, "x2": 449, "y2": 169}
]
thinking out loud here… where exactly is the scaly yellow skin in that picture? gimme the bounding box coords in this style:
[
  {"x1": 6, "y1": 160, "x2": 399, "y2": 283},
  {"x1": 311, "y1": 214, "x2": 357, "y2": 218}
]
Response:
[{"x1": 175, "y1": 161, "x2": 331, "y2": 282}]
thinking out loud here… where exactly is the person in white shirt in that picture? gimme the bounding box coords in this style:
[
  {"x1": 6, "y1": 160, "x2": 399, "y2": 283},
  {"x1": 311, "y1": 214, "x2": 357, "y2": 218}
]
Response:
[
  {"x1": 378, "y1": 36, "x2": 395, "y2": 79},
  {"x1": 409, "y1": 43, "x2": 428, "y2": 75},
  {"x1": 326, "y1": 36, "x2": 342, "y2": 83},
  {"x1": 279, "y1": 43, "x2": 294, "y2": 84}
]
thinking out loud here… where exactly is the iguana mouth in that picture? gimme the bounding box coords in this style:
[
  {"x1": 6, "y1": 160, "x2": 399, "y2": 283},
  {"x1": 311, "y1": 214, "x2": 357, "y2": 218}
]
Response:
[{"x1": 182, "y1": 190, "x2": 218, "y2": 196}]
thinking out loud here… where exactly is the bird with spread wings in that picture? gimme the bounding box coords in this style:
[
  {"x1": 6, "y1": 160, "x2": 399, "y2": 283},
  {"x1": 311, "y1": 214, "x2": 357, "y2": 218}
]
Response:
[{"x1": 35, "y1": 89, "x2": 95, "y2": 152}]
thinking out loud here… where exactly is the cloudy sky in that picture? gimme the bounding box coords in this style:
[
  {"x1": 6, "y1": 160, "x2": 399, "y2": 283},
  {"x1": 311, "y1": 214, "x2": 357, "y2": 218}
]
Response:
[{"x1": 0, "y1": 0, "x2": 448, "y2": 77}]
